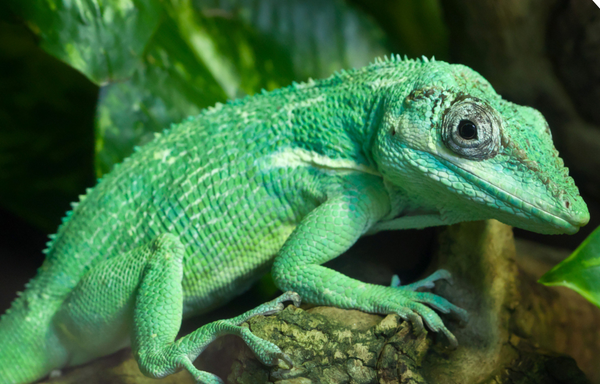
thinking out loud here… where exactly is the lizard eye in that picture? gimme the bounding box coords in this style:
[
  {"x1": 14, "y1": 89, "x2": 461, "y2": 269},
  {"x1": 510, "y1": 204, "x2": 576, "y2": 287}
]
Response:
[
  {"x1": 458, "y1": 120, "x2": 477, "y2": 140},
  {"x1": 442, "y1": 98, "x2": 501, "y2": 161}
]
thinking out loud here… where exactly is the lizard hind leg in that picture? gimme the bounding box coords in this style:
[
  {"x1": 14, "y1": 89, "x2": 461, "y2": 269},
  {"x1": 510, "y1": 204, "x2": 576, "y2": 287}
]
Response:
[
  {"x1": 54, "y1": 232, "x2": 298, "y2": 383},
  {"x1": 124, "y1": 233, "x2": 300, "y2": 383},
  {"x1": 53, "y1": 233, "x2": 188, "y2": 366},
  {"x1": 170, "y1": 291, "x2": 301, "y2": 384}
]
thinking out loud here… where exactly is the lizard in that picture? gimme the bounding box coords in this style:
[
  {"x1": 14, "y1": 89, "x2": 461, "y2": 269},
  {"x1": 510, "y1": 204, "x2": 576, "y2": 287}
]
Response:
[{"x1": 0, "y1": 55, "x2": 589, "y2": 384}]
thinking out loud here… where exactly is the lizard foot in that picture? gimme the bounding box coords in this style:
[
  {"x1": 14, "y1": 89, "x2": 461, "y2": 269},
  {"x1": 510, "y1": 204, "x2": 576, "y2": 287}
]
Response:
[
  {"x1": 239, "y1": 326, "x2": 294, "y2": 368},
  {"x1": 179, "y1": 358, "x2": 224, "y2": 384},
  {"x1": 377, "y1": 284, "x2": 468, "y2": 349},
  {"x1": 390, "y1": 269, "x2": 453, "y2": 291},
  {"x1": 234, "y1": 292, "x2": 300, "y2": 368},
  {"x1": 137, "y1": 292, "x2": 301, "y2": 383}
]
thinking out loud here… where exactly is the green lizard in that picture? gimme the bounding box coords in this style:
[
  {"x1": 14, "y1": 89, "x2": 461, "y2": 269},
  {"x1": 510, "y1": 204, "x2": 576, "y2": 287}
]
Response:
[{"x1": 0, "y1": 56, "x2": 589, "y2": 384}]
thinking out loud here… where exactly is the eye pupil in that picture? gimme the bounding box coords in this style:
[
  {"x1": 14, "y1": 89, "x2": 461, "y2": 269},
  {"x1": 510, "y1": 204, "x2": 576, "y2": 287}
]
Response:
[{"x1": 458, "y1": 120, "x2": 478, "y2": 140}]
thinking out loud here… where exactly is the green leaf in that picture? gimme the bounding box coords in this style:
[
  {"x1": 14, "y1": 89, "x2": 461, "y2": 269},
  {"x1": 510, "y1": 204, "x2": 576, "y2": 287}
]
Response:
[
  {"x1": 95, "y1": 14, "x2": 229, "y2": 175},
  {"x1": 9, "y1": 0, "x2": 389, "y2": 176},
  {"x1": 198, "y1": 0, "x2": 389, "y2": 80},
  {"x1": 8, "y1": 0, "x2": 163, "y2": 84},
  {"x1": 539, "y1": 225, "x2": 600, "y2": 308}
]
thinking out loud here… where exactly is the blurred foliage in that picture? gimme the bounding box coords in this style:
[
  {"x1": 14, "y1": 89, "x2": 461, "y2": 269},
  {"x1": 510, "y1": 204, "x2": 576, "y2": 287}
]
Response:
[
  {"x1": 1, "y1": 0, "x2": 449, "y2": 230},
  {"x1": 539, "y1": 225, "x2": 600, "y2": 308},
  {"x1": 13, "y1": 0, "x2": 163, "y2": 84},
  {"x1": 8, "y1": 0, "x2": 395, "y2": 176},
  {"x1": 0, "y1": 20, "x2": 96, "y2": 232},
  {"x1": 350, "y1": 0, "x2": 449, "y2": 60},
  {"x1": 96, "y1": 0, "x2": 392, "y2": 176}
]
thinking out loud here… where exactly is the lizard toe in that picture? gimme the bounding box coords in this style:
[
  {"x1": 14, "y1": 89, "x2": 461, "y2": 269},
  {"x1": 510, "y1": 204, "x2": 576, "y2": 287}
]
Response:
[{"x1": 276, "y1": 352, "x2": 294, "y2": 370}]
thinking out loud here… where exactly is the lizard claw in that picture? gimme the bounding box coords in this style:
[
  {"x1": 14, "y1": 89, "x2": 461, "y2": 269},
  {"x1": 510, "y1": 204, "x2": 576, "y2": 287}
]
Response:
[
  {"x1": 399, "y1": 269, "x2": 453, "y2": 291},
  {"x1": 396, "y1": 308, "x2": 425, "y2": 335},
  {"x1": 288, "y1": 291, "x2": 302, "y2": 308},
  {"x1": 442, "y1": 329, "x2": 459, "y2": 350},
  {"x1": 385, "y1": 281, "x2": 467, "y2": 348},
  {"x1": 409, "y1": 313, "x2": 425, "y2": 335},
  {"x1": 453, "y1": 307, "x2": 470, "y2": 326},
  {"x1": 260, "y1": 292, "x2": 302, "y2": 316},
  {"x1": 278, "y1": 291, "x2": 302, "y2": 308},
  {"x1": 276, "y1": 352, "x2": 294, "y2": 370}
]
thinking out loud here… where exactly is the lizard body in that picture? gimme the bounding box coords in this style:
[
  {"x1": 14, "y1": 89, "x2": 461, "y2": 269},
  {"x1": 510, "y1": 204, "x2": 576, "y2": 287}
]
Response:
[{"x1": 0, "y1": 56, "x2": 589, "y2": 384}]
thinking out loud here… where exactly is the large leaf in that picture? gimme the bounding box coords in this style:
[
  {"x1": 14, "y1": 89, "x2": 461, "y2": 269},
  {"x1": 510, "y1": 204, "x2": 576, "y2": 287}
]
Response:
[
  {"x1": 197, "y1": 0, "x2": 389, "y2": 80},
  {"x1": 539, "y1": 225, "x2": 600, "y2": 308},
  {"x1": 95, "y1": 0, "x2": 389, "y2": 175},
  {"x1": 8, "y1": 0, "x2": 163, "y2": 84},
  {"x1": 95, "y1": 15, "x2": 230, "y2": 174}
]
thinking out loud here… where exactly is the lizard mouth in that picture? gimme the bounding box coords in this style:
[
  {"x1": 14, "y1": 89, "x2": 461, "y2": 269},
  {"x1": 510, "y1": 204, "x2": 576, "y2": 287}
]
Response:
[{"x1": 439, "y1": 158, "x2": 582, "y2": 234}]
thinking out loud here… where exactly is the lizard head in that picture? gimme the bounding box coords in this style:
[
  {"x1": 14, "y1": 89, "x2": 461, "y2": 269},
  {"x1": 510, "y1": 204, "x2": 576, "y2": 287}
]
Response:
[{"x1": 372, "y1": 59, "x2": 589, "y2": 234}]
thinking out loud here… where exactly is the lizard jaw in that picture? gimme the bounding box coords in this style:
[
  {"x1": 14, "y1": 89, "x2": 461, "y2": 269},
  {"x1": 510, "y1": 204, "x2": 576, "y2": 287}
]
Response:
[{"x1": 439, "y1": 159, "x2": 586, "y2": 235}]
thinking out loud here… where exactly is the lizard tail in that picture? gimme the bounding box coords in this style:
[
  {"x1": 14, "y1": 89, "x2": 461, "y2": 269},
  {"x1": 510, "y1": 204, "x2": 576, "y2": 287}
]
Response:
[{"x1": 0, "y1": 294, "x2": 67, "y2": 384}]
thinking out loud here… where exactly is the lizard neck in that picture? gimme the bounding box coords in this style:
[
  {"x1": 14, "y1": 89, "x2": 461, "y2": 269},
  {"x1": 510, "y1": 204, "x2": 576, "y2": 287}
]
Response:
[{"x1": 279, "y1": 78, "x2": 384, "y2": 171}]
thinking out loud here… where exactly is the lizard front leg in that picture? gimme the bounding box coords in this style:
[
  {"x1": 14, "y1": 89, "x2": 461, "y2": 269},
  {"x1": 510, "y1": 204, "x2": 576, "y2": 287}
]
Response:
[
  {"x1": 54, "y1": 234, "x2": 299, "y2": 384},
  {"x1": 271, "y1": 174, "x2": 468, "y2": 347}
]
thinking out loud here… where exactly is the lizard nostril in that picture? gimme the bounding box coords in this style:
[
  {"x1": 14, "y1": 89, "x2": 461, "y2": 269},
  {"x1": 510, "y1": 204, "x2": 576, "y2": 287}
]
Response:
[{"x1": 565, "y1": 201, "x2": 570, "y2": 209}]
